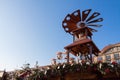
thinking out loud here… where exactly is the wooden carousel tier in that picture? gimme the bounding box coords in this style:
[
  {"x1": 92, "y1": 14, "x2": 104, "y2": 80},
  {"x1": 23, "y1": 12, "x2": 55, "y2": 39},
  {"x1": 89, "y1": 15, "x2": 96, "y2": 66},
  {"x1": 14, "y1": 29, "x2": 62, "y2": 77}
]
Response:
[
  {"x1": 64, "y1": 38, "x2": 100, "y2": 56},
  {"x1": 72, "y1": 27, "x2": 93, "y2": 36}
]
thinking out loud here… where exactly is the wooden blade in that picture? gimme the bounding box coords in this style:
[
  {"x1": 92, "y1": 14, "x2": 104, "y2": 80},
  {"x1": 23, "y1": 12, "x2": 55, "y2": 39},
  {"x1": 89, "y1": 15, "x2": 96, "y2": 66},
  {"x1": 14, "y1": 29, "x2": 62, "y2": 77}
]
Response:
[
  {"x1": 71, "y1": 10, "x2": 81, "y2": 23},
  {"x1": 87, "y1": 24, "x2": 102, "y2": 27},
  {"x1": 62, "y1": 21, "x2": 77, "y2": 33},
  {"x1": 64, "y1": 14, "x2": 77, "y2": 23},
  {"x1": 88, "y1": 27, "x2": 98, "y2": 32},
  {"x1": 82, "y1": 9, "x2": 91, "y2": 21},
  {"x1": 62, "y1": 13, "x2": 78, "y2": 33},
  {"x1": 86, "y1": 12, "x2": 100, "y2": 22},
  {"x1": 87, "y1": 18, "x2": 103, "y2": 24}
]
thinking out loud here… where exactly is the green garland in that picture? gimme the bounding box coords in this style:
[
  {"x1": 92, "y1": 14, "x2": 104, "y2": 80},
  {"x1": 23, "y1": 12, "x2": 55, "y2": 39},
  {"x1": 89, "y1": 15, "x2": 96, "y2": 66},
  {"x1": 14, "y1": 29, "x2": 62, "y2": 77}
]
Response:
[
  {"x1": 6, "y1": 61, "x2": 120, "y2": 80},
  {"x1": 27, "y1": 61, "x2": 120, "y2": 79}
]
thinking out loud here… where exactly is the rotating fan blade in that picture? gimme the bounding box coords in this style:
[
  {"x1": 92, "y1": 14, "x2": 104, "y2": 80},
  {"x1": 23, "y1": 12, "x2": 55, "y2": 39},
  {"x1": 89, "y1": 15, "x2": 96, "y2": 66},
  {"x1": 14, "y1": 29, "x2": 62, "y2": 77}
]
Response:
[
  {"x1": 70, "y1": 10, "x2": 81, "y2": 23},
  {"x1": 86, "y1": 12, "x2": 100, "y2": 22},
  {"x1": 62, "y1": 14, "x2": 78, "y2": 33},
  {"x1": 64, "y1": 14, "x2": 77, "y2": 23},
  {"x1": 62, "y1": 9, "x2": 103, "y2": 34},
  {"x1": 62, "y1": 21, "x2": 77, "y2": 33},
  {"x1": 82, "y1": 9, "x2": 91, "y2": 21},
  {"x1": 87, "y1": 18, "x2": 103, "y2": 24},
  {"x1": 88, "y1": 27, "x2": 98, "y2": 32},
  {"x1": 87, "y1": 24, "x2": 102, "y2": 27}
]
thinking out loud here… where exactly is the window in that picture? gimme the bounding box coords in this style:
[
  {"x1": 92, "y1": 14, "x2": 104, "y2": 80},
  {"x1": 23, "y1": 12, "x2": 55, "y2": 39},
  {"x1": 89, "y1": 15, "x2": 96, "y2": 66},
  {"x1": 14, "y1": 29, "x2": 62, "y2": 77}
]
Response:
[
  {"x1": 118, "y1": 46, "x2": 120, "y2": 51},
  {"x1": 117, "y1": 60, "x2": 120, "y2": 64},
  {"x1": 114, "y1": 53, "x2": 119, "y2": 60},
  {"x1": 97, "y1": 56, "x2": 102, "y2": 61},
  {"x1": 114, "y1": 53, "x2": 120, "y2": 64},
  {"x1": 106, "y1": 55, "x2": 111, "y2": 63}
]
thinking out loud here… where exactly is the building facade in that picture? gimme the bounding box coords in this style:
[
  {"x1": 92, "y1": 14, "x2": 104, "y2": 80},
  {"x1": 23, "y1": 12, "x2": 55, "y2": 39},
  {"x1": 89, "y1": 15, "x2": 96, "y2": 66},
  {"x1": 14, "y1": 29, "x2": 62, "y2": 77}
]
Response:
[{"x1": 94, "y1": 43, "x2": 120, "y2": 64}]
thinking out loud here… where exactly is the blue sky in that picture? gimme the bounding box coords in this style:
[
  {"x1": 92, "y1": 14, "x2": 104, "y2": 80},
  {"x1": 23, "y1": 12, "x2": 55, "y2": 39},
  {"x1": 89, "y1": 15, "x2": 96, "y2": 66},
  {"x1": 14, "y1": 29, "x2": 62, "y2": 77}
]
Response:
[{"x1": 0, "y1": 0, "x2": 120, "y2": 71}]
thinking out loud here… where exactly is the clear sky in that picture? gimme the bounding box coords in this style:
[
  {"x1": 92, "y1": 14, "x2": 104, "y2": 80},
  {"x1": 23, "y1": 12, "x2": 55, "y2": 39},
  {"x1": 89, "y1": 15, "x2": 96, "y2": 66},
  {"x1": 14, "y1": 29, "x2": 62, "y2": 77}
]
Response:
[{"x1": 0, "y1": 0, "x2": 120, "y2": 71}]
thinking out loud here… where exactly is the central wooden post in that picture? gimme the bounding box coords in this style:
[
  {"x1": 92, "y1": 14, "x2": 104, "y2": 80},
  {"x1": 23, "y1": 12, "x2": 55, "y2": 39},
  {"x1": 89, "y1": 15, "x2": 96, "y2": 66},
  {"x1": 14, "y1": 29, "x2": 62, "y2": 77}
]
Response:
[
  {"x1": 66, "y1": 50, "x2": 70, "y2": 64},
  {"x1": 89, "y1": 46, "x2": 93, "y2": 63}
]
